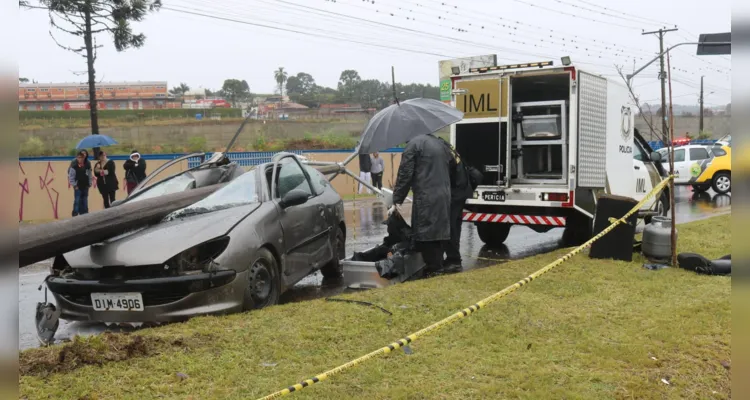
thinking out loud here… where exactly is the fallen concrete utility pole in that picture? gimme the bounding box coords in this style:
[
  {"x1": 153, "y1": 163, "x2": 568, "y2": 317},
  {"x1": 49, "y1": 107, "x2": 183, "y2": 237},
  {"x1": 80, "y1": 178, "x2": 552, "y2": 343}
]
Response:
[{"x1": 19, "y1": 183, "x2": 228, "y2": 268}]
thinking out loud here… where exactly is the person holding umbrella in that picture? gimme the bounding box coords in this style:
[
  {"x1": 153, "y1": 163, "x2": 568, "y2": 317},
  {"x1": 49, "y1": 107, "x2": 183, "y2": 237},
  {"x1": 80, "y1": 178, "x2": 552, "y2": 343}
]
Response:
[
  {"x1": 123, "y1": 150, "x2": 147, "y2": 194},
  {"x1": 93, "y1": 151, "x2": 119, "y2": 208},
  {"x1": 356, "y1": 97, "x2": 464, "y2": 273}
]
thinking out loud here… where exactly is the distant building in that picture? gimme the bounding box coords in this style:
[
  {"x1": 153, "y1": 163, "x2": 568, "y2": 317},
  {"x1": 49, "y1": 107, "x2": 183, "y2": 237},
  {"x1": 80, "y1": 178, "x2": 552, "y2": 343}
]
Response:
[{"x1": 18, "y1": 81, "x2": 180, "y2": 111}]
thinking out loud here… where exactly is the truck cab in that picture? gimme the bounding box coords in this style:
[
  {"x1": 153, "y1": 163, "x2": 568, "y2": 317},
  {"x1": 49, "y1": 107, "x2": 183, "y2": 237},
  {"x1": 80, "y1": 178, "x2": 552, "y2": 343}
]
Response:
[{"x1": 444, "y1": 59, "x2": 668, "y2": 246}]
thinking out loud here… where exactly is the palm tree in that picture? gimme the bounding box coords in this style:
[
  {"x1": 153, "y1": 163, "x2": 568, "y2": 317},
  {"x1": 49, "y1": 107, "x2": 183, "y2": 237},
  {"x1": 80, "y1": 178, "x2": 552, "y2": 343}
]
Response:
[
  {"x1": 274, "y1": 67, "x2": 288, "y2": 99},
  {"x1": 178, "y1": 82, "x2": 190, "y2": 96}
]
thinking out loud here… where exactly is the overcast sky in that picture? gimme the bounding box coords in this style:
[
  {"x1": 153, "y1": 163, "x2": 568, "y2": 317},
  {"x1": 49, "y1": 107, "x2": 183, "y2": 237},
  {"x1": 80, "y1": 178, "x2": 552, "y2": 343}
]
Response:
[{"x1": 19, "y1": 0, "x2": 732, "y2": 107}]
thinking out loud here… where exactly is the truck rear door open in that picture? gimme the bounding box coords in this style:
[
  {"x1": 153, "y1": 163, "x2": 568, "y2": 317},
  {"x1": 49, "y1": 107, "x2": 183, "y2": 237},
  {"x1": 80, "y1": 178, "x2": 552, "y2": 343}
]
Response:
[{"x1": 452, "y1": 77, "x2": 509, "y2": 187}]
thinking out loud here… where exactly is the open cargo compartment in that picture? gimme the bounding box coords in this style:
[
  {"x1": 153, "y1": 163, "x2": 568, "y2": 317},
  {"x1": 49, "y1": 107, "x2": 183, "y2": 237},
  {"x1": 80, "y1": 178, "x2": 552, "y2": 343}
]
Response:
[
  {"x1": 509, "y1": 72, "x2": 571, "y2": 186},
  {"x1": 455, "y1": 122, "x2": 508, "y2": 186}
]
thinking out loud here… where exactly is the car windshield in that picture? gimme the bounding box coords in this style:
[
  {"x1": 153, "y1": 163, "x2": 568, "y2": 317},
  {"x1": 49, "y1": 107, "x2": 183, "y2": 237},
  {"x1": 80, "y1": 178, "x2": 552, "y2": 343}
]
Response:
[
  {"x1": 165, "y1": 169, "x2": 258, "y2": 220},
  {"x1": 128, "y1": 173, "x2": 196, "y2": 203}
]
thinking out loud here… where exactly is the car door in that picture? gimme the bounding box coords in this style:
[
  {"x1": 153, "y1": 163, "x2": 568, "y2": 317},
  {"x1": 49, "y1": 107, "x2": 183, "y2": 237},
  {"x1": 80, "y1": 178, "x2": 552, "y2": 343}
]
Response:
[
  {"x1": 660, "y1": 148, "x2": 689, "y2": 184},
  {"x1": 686, "y1": 146, "x2": 712, "y2": 184},
  {"x1": 273, "y1": 156, "x2": 333, "y2": 282}
]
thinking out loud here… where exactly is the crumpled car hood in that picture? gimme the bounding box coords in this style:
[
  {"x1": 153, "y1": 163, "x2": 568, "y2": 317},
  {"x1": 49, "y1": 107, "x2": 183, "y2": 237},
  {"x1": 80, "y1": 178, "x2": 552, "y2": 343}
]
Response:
[{"x1": 63, "y1": 204, "x2": 259, "y2": 268}]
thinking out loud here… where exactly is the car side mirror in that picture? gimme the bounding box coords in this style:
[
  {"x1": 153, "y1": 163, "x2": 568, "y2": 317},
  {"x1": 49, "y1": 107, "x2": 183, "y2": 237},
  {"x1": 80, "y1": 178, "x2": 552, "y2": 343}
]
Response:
[
  {"x1": 280, "y1": 189, "x2": 309, "y2": 209},
  {"x1": 650, "y1": 151, "x2": 662, "y2": 162}
]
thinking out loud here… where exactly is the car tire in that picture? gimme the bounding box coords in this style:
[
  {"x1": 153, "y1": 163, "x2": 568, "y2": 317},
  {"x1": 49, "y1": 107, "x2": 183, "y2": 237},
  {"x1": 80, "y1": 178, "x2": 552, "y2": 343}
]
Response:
[
  {"x1": 645, "y1": 193, "x2": 669, "y2": 225},
  {"x1": 320, "y1": 227, "x2": 345, "y2": 279},
  {"x1": 692, "y1": 183, "x2": 710, "y2": 193},
  {"x1": 243, "y1": 248, "x2": 281, "y2": 311},
  {"x1": 711, "y1": 172, "x2": 731, "y2": 194},
  {"x1": 562, "y1": 213, "x2": 593, "y2": 247},
  {"x1": 476, "y1": 223, "x2": 512, "y2": 248}
]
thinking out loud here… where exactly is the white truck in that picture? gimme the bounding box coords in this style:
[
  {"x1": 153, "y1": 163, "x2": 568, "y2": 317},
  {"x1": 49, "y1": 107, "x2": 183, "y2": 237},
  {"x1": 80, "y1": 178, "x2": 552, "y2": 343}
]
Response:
[{"x1": 440, "y1": 58, "x2": 670, "y2": 246}]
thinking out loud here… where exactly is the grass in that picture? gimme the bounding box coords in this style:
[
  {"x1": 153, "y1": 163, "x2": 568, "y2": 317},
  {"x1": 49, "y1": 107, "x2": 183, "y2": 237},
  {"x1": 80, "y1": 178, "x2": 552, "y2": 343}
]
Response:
[{"x1": 19, "y1": 215, "x2": 731, "y2": 399}]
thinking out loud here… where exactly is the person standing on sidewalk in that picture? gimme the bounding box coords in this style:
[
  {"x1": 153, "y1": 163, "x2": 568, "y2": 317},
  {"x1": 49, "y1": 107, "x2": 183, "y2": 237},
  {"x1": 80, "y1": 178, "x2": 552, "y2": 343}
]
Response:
[
  {"x1": 370, "y1": 152, "x2": 385, "y2": 190},
  {"x1": 68, "y1": 151, "x2": 93, "y2": 216},
  {"x1": 94, "y1": 151, "x2": 119, "y2": 208},
  {"x1": 358, "y1": 152, "x2": 372, "y2": 194},
  {"x1": 123, "y1": 150, "x2": 147, "y2": 194}
]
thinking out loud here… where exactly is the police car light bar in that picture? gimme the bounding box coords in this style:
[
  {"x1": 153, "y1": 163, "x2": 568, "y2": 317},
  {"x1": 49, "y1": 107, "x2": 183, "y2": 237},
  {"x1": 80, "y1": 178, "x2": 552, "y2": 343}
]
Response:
[{"x1": 470, "y1": 61, "x2": 554, "y2": 73}]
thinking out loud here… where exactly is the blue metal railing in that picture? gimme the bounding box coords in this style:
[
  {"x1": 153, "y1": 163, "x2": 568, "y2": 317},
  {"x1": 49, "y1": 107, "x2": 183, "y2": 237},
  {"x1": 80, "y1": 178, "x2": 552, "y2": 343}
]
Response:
[{"x1": 647, "y1": 139, "x2": 717, "y2": 151}]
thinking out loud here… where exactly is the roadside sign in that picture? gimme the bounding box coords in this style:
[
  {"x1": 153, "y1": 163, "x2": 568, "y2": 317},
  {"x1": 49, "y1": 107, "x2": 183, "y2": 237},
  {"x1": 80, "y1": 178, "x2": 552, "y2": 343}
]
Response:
[
  {"x1": 697, "y1": 32, "x2": 731, "y2": 55},
  {"x1": 454, "y1": 78, "x2": 507, "y2": 118}
]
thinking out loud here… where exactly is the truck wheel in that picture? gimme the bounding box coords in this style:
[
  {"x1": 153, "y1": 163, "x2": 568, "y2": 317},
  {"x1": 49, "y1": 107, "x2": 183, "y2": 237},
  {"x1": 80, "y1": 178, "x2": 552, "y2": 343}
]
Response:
[
  {"x1": 711, "y1": 172, "x2": 731, "y2": 194},
  {"x1": 692, "y1": 183, "x2": 710, "y2": 193},
  {"x1": 476, "y1": 223, "x2": 512, "y2": 248},
  {"x1": 320, "y1": 227, "x2": 345, "y2": 280},
  {"x1": 562, "y1": 214, "x2": 592, "y2": 247}
]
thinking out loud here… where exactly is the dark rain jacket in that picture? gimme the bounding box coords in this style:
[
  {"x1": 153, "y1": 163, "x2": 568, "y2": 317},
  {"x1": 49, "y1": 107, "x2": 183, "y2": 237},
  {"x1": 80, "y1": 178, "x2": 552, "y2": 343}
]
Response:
[
  {"x1": 392, "y1": 134, "x2": 453, "y2": 243},
  {"x1": 438, "y1": 138, "x2": 474, "y2": 203},
  {"x1": 94, "y1": 159, "x2": 119, "y2": 194},
  {"x1": 123, "y1": 159, "x2": 147, "y2": 184}
]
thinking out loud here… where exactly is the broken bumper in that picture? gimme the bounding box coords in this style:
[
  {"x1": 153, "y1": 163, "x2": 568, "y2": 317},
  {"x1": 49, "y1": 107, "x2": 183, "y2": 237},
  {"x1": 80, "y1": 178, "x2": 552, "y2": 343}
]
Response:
[{"x1": 46, "y1": 269, "x2": 247, "y2": 323}]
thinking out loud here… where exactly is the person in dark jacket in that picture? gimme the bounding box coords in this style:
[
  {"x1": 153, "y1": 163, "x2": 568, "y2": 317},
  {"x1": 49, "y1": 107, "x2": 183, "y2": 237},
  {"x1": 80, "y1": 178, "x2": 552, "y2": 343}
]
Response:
[
  {"x1": 68, "y1": 150, "x2": 93, "y2": 216},
  {"x1": 358, "y1": 153, "x2": 372, "y2": 194},
  {"x1": 392, "y1": 133, "x2": 454, "y2": 273},
  {"x1": 439, "y1": 138, "x2": 475, "y2": 270},
  {"x1": 123, "y1": 150, "x2": 147, "y2": 194},
  {"x1": 94, "y1": 151, "x2": 119, "y2": 208}
]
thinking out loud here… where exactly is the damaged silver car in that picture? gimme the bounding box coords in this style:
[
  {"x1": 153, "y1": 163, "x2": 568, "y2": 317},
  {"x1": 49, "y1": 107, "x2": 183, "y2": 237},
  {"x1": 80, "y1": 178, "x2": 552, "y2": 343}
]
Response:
[{"x1": 43, "y1": 153, "x2": 346, "y2": 326}]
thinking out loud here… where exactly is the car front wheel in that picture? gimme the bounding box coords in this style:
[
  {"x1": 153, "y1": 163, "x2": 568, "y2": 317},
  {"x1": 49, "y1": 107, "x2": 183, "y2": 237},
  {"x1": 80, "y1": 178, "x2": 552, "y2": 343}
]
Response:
[
  {"x1": 320, "y1": 227, "x2": 345, "y2": 279},
  {"x1": 243, "y1": 248, "x2": 281, "y2": 310},
  {"x1": 711, "y1": 172, "x2": 731, "y2": 194}
]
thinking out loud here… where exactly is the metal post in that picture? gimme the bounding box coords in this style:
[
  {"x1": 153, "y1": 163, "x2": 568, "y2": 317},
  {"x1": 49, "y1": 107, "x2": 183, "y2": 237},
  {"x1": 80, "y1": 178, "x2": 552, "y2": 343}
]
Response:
[
  {"x1": 666, "y1": 53, "x2": 677, "y2": 267},
  {"x1": 699, "y1": 76, "x2": 704, "y2": 134}
]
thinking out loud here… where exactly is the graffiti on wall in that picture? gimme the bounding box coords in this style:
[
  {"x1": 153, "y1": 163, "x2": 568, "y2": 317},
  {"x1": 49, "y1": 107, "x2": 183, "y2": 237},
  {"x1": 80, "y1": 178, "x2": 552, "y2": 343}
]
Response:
[
  {"x1": 19, "y1": 162, "x2": 29, "y2": 222},
  {"x1": 40, "y1": 162, "x2": 60, "y2": 219}
]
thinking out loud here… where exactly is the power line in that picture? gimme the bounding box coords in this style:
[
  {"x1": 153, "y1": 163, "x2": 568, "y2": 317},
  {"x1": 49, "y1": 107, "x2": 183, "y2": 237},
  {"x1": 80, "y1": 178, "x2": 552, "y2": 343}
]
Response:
[
  {"x1": 507, "y1": 0, "x2": 644, "y2": 30},
  {"x1": 161, "y1": 6, "x2": 459, "y2": 58},
  {"x1": 548, "y1": 0, "x2": 666, "y2": 27},
  {"x1": 569, "y1": 0, "x2": 673, "y2": 26}
]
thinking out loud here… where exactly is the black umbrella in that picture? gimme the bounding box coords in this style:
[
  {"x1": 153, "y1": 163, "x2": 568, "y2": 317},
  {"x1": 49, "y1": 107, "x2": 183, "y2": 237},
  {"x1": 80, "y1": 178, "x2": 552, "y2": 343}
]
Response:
[{"x1": 357, "y1": 98, "x2": 463, "y2": 154}]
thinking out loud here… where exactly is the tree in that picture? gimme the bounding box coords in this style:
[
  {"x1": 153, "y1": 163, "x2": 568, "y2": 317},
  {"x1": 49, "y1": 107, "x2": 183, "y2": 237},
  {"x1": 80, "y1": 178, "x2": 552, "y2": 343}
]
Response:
[
  {"x1": 220, "y1": 79, "x2": 251, "y2": 107},
  {"x1": 274, "y1": 67, "x2": 288, "y2": 98},
  {"x1": 337, "y1": 70, "x2": 361, "y2": 103},
  {"x1": 33, "y1": 0, "x2": 161, "y2": 138},
  {"x1": 169, "y1": 82, "x2": 190, "y2": 97},
  {"x1": 19, "y1": 77, "x2": 30, "y2": 83}
]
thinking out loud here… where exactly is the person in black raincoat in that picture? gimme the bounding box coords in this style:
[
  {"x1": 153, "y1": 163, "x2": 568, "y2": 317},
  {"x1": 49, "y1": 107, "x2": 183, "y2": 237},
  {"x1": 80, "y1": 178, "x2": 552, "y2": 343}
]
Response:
[
  {"x1": 392, "y1": 133, "x2": 454, "y2": 273},
  {"x1": 439, "y1": 137, "x2": 480, "y2": 270}
]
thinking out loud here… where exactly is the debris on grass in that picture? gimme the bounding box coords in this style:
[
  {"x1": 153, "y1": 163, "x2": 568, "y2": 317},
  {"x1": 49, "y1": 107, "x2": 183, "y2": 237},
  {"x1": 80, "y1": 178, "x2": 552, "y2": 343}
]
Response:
[{"x1": 19, "y1": 332, "x2": 212, "y2": 377}]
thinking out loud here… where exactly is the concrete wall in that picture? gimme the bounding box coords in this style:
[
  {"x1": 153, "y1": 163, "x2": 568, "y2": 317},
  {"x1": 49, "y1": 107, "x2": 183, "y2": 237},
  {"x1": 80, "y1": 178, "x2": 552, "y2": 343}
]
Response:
[
  {"x1": 19, "y1": 158, "x2": 189, "y2": 222},
  {"x1": 18, "y1": 152, "x2": 402, "y2": 223}
]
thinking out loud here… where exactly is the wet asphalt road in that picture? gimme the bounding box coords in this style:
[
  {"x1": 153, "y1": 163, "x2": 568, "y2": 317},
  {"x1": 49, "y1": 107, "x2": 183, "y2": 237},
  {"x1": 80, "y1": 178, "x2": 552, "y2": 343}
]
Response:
[{"x1": 18, "y1": 186, "x2": 730, "y2": 350}]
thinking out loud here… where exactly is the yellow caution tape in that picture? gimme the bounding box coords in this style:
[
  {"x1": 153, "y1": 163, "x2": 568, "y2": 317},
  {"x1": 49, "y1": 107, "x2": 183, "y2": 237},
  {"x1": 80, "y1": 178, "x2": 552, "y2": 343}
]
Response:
[{"x1": 257, "y1": 176, "x2": 673, "y2": 400}]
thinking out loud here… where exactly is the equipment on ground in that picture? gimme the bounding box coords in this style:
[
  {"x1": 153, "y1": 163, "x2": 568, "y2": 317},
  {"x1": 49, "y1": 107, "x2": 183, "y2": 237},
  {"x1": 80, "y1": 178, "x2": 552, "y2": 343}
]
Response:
[
  {"x1": 589, "y1": 195, "x2": 638, "y2": 262},
  {"x1": 677, "y1": 253, "x2": 731, "y2": 275},
  {"x1": 642, "y1": 216, "x2": 678, "y2": 263}
]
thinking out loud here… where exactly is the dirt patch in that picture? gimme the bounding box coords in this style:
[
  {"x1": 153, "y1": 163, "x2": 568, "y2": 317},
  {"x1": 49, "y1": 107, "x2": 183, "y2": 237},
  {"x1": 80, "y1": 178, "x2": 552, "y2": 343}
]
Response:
[{"x1": 20, "y1": 332, "x2": 211, "y2": 377}]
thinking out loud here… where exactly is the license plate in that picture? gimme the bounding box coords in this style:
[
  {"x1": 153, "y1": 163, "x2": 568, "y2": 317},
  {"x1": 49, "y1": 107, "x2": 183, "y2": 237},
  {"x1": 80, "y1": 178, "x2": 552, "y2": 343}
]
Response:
[
  {"x1": 482, "y1": 191, "x2": 506, "y2": 202},
  {"x1": 91, "y1": 293, "x2": 144, "y2": 311}
]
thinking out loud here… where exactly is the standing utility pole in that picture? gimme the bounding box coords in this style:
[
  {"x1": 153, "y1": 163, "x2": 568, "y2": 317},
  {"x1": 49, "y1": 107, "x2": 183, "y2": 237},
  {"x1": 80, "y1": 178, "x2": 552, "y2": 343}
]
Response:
[
  {"x1": 642, "y1": 27, "x2": 678, "y2": 143},
  {"x1": 699, "y1": 76, "x2": 704, "y2": 133},
  {"x1": 643, "y1": 27, "x2": 678, "y2": 266}
]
